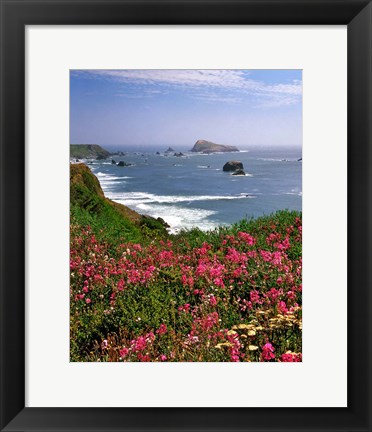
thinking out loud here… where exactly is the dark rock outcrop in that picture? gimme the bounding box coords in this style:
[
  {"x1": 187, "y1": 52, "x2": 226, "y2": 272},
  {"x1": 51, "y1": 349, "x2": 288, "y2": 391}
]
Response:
[
  {"x1": 165, "y1": 147, "x2": 175, "y2": 153},
  {"x1": 112, "y1": 159, "x2": 117, "y2": 164},
  {"x1": 174, "y1": 152, "x2": 185, "y2": 157},
  {"x1": 140, "y1": 215, "x2": 170, "y2": 230},
  {"x1": 232, "y1": 169, "x2": 246, "y2": 176},
  {"x1": 191, "y1": 139, "x2": 239, "y2": 154},
  {"x1": 223, "y1": 161, "x2": 244, "y2": 172},
  {"x1": 156, "y1": 217, "x2": 170, "y2": 228},
  {"x1": 117, "y1": 161, "x2": 130, "y2": 167}
]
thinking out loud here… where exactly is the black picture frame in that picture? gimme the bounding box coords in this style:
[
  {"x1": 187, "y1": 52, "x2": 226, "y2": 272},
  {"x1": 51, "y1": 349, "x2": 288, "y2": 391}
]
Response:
[{"x1": 1, "y1": 0, "x2": 371, "y2": 431}]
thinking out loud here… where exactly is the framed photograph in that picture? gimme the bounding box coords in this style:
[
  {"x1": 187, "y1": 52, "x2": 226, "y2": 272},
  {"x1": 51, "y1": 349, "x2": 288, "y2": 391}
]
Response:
[{"x1": 1, "y1": 0, "x2": 371, "y2": 431}]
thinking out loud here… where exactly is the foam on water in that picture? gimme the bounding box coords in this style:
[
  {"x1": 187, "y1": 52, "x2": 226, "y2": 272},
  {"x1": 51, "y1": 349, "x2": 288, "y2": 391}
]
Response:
[
  {"x1": 285, "y1": 190, "x2": 302, "y2": 196},
  {"x1": 96, "y1": 172, "x2": 133, "y2": 180},
  {"x1": 107, "y1": 191, "x2": 255, "y2": 206},
  {"x1": 133, "y1": 203, "x2": 219, "y2": 233}
]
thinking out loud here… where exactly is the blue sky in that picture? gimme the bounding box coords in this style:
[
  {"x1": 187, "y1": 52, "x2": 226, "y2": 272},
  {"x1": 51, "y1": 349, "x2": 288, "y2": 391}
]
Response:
[{"x1": 70, "y1": 69, "x2": 302, "y2": 151}]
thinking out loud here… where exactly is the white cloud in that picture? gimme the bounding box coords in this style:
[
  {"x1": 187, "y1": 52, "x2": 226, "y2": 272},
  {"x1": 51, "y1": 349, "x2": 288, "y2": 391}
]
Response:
[{"x1": 75, "y1": 69, "x2": 302, "y2": 107}]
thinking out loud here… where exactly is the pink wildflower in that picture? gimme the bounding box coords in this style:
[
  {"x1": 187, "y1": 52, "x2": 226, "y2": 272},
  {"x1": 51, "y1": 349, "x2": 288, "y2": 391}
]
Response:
[
  {"x1": 238, "y1": 232, "x2": 256, "y2": 245},
  {"x1": 278, "y1": 301, "x2": 288, "y2": 314},
  {"x1": 156, "y1": 324, "x2": 168, "y2": 335},
  {"x1": 262, "y1": 343, "x2": 275, "y2": 361},
  {"x1": 209, "y1": 295, "x2": 217, "y2": 306},
  {"x1": 119, "y1": 347, "x2": 129, "y2": 358},
  {"x1": 281, "y1": 352, "x2": 302, "y2": 362},
  {"x1": 250, "y1": 290, "x2": 262, "y2": 304},
  {"x1": 117, "y1": 279, "x2": 125, "y2": 291}
]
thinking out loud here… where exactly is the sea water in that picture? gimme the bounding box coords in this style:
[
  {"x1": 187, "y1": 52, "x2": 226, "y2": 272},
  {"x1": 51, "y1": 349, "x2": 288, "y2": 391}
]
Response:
[{"x1": 82, "y1": 146, "x2": 302, "y2": 232}]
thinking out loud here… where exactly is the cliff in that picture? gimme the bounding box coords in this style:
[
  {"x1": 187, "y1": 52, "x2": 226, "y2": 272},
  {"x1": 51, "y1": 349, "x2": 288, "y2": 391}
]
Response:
[
  {"x1": 70, "y1": 163, "x2": 168, "y2": 234},
  {"x1": 191, "y1": 140, "x2": 239, "y2": 154},
  {"x1": 70, "y1": 163, "x2": 141, "y2": 222}
]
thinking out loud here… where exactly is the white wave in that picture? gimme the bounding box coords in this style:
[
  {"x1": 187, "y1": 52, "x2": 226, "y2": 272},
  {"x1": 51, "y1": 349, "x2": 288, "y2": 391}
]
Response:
[
  {"x1": 257, "y1": 157, "x2": 283, "y2": 162},
  {"x1": 99, "y1": 180, "x2": 126, "y2": 186},
  {"x1": 95, "y1": 172, "x2": 132, "y2": 180},
  {"x1": 134, "y1": 203, "x2": 219, "y2": 233},
  {"x1": 257, "y1": 157, "x2": 299, "y2": 162},
  {"x1": 197, "y1": 165, "x2": 211, "y2": 169},
  {"x1": 238, "y1": 193, "x2": 257, "y2": 198},
  {"x1": 285, "y1": 191, "x2": 302, "y2": 196},
  {"x1": 230, "y1": 173, "x2": 253, "y2": 177},
  {"x1": 108, "y1": 191, "x2": 254, "y2": 206}
]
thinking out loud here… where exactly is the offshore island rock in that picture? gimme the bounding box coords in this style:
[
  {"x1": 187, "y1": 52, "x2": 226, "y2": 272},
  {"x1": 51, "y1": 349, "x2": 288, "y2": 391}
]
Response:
[
  {"x1": 191, "y1": 139, "x2": 239, "y2": 154},
  {"x1": 223, "y1": 161, "x2": 244, "y2": 172}
]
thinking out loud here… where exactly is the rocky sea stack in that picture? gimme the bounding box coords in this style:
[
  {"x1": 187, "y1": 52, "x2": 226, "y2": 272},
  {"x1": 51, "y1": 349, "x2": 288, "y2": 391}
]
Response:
[
  {"x1": 223, "y1": 161, "x2": 244, "y2": 172},
  {"x1": 191, "y1": 139, "x2": 239, "y2": 154}
]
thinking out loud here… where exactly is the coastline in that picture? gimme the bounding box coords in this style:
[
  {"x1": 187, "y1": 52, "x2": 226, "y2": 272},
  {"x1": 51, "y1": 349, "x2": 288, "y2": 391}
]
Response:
[{"x1": 71, "y1": 147, "x2": 302, "y2": 233}]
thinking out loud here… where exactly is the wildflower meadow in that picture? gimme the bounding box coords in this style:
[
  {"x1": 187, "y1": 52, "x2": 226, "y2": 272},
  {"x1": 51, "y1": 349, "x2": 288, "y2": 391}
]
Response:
[{"x1": 70, "y1": 208, "x2": 302, "y2": 362}]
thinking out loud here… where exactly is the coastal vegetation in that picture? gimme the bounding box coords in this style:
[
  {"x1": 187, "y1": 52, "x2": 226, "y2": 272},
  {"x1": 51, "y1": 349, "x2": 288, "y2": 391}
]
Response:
[
  {"x1": 70, "y1": 144, "x2": 111, "y2": 160},
  {"x1": 70, "y1": 163, "x2": 302, "y2": 362}
]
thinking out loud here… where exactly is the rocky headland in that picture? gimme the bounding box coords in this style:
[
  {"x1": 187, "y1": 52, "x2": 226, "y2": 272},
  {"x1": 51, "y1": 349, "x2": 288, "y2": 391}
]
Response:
[
  {"x1": 70, "y1": 163, "x2": 168, "y2": 231},
  {"x1": 70, "y1": 144, "x2": 111, "y2": 160}
]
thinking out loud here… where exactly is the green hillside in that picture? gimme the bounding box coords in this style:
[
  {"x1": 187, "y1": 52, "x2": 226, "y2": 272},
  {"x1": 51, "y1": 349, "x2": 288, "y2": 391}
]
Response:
[
  {"x1": 70, "y1": 163, "x2": 168, "y2": 244},
  {"x1": 70, "y1": 144, "x2": 111, "y2": 159}
]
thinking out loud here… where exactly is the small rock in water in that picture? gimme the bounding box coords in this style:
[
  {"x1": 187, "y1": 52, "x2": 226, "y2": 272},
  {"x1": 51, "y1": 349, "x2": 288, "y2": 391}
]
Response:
[
  {"x1": 232, "y1": 169, "x2": 246, "y2": 176},
  {"x1": 117, "y1": 161, "x2": 130, "y2": 167}
]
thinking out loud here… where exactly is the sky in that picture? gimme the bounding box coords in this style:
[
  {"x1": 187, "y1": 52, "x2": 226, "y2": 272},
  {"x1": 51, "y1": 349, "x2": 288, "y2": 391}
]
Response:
[{"x1": 70, "y1": 69, "x2": 302, "y2": 151}]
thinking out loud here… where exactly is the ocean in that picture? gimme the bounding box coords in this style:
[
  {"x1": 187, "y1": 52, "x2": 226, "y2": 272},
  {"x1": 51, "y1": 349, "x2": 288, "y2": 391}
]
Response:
[{"x1": 83, "y1": 146, "x2": 302, "y2": 232}]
